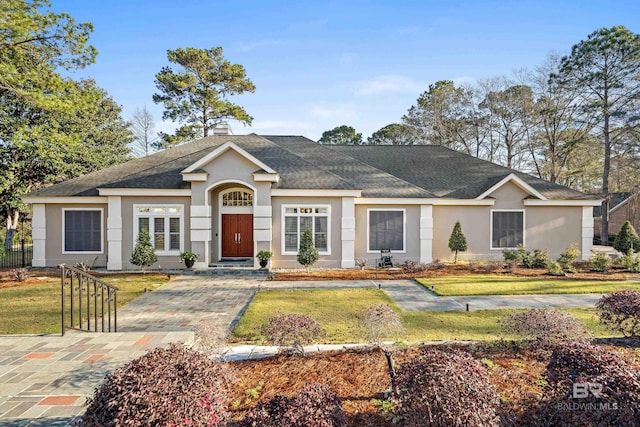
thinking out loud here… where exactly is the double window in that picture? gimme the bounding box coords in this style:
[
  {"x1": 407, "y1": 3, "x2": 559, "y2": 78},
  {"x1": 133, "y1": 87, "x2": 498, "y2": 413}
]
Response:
[
  {"x1": 134, "y1": 205, "x2": 183, "y2": 255},
  {"x1": 283, "y1": 206, "x2": 329, "y2": 254},
  {"x1": 368, "y1": 209, "x2": 405, "y2": 252},
  {"x1": 63, "y1": 209, "x2": 103, "y2": 253},
  {"x1": 491, "y1": 210, "x2": 524, "y2": 249}
]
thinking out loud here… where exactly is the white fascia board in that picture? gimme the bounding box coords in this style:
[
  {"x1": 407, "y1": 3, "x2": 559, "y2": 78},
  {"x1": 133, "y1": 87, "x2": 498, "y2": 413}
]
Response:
[
  {"x1": 523, "y1": 199, "x2": 602, "y2": 207},
  {"x1": 181, "y1": 141, "x2": 277, "y2": 174},
  {"x1": 476, "y1": 173, "x2": 547, "y2": 201},
  {"x1": 98, "y1": 188, "x2": 191, "y2": 196},
  {"x1": 271, "y1": 189, "x2": 362, "y2": 197},
  {"x1": 253, "y1": 173, "x2": 280, "y2": 182},
  {"x1": 354, "y1": 198, "x2": 495, "y2": 206},
  {"x1": 23, "y1": 196, "x2": 108, "y2": 204},
  {"x1": 181, "y1": 172, "x2": 208, "y2": 182}
]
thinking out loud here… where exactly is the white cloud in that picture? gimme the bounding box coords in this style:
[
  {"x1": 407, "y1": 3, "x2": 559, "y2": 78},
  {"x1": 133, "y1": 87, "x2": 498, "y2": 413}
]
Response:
[
  {"x1": 309, "y1": 104, "x2": 358, "y2": 120},
  {"x1": 352, "y1": 74, "x2": 426, "y2": 95},
  {"x1": 247, "y1": 120, "x2": 310, "y2": 132}
]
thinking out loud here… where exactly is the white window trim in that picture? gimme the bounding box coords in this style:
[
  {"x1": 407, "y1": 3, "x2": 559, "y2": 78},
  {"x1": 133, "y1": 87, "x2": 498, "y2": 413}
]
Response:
[
  {"x1": 62, "y1": 208, "x2": 104, "y2": 254},
  {"x1": 134, "y1": 204, "x2": 184, "y2": 256},
  {"x1": 281, "y1": 205, "x2": 331, "y2": 256},
  {"x1": 366, "y1": 208, "x2": 406, "y2": 254},
  {"x1": 219, "y1": 187, "x2": 254, "y2": 214},
  {"x1": 490, "y1": 209, "x2": 526, "y2": 250}
]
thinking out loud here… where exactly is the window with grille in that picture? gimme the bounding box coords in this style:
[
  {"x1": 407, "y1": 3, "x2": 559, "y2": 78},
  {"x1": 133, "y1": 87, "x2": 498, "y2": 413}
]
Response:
[
  {"x1": 491, "y1": 210, "x2": 524, "y2": 248},
  {"x1": 135, "y1": 205, "x2": 183, "y2": 254},
  {"x1": 63, "y1": 209, "x2": 103, "y2": 253},
  {"x1": 368, "y1": 210, "x2": 404, "y2": 252},
  {"x1": 222, "y1": 191, "x2": 253, "y2": 207},
  {"x1": 283, "y1": 206, "x2": 329, "y2": 254}
]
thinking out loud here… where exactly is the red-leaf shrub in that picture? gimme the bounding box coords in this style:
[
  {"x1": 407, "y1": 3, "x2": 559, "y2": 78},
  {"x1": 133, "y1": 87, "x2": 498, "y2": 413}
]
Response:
[
  {"x1": 240, "y1": 383, "x2": 346, "y2": 427},
  {"x1": 528, "y1": 341, "x2": 640, "y2": 426},
  {"x1": 78, "y1": 344, "x2": 228, "y2": 426},
  {"x1": 501, "y1": 308, "x2": 591, "y2": 348},
  {"x1": 264, "y1": 312, "x2": 325, "y2": 356},
  {"x1": 596, "y1": 289, "x2": 640, "y2": 337},
  {"x1": 391, "y1": 348, "x2": 501, "y2": 426}
]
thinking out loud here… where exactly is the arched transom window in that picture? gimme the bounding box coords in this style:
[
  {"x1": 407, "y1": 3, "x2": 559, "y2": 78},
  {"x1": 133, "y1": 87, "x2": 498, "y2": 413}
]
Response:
[{"x1": 222, "y1": 190, "x2": 253, "y2": 207}]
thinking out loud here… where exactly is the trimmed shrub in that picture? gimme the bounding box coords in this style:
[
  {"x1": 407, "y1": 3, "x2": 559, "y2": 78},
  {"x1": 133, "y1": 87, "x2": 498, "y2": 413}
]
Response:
[
  {"x1": 264, "y1": 312, "x2": 325, "y2": 356},
  {"x1": 596, "y1": 289, "x2": 640, "y2": 337},
  {"x1": 400, "y1": 260, "x2": 430, "y2": 273},
  {"x1": 618, "y1": 249, "x2": 640, "y2": 272},
  {"x1": 297, "y1": 228, "x2": 319, "y2": 272},
  {"x1": 613, "y1": 220, "x2": 640, "y2": 254},
  {"x1": 531, "y1": 341, "x2": 640, "y2": 426},
  {"x1": 589, "y1": 250, "x2": 611, "y2": 272},
  {"x1": 546, "y1": 260, "x2": 564, "y2": 276},
  {"x1": 529, "y1": 248, "x2": 549, "y2": 268},
  {"x1": 501, "y1": 309, "x2": 590, "y2": 348},
  {"x1": 360, "y1": 304, "x2": 405, "y2": 347},
  {"x1": 240, "y1": 383, "x2": 346, "y2": 427},
  {"x1": 130, "y1": 228, "x2": 158, "y2": 271},
  {"x1": 391, "y1": 348, "x2": 501, "y2": 426},
  {"x1": 78, "y1": 344, "x2": 228, "y2": 426},
  {"x1": 557, "y1": 243, "x2": 580, "y2": 272},
  {"x1": 448, "y1": 221, "x2": 468, "y2": 263},
  {"x1": 503, "y1": 245, "x2": 528, "y2": 263}
]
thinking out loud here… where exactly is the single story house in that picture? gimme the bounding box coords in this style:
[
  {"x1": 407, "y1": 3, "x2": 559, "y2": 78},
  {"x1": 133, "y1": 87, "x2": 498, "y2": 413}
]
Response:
[
  {"x1": 594, "y1": 192, "x2": 639, "y2": 242},
  {"x1": 24, "y1": 133, "x2": 600, "y2": 270}
]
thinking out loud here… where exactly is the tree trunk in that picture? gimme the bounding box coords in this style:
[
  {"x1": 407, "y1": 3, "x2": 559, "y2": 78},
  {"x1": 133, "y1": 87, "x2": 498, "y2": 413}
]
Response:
[
  {"x1": 601, "y1": 77, "x2": 611, "y2": 246},
  {"x1": 5, "y1": 209, "x2": 19, "y2": 252}
]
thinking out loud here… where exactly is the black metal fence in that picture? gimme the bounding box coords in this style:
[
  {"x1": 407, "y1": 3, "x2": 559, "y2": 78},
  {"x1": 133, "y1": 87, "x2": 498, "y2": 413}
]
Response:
[
  {"x1": 0, "y1": 240, "x2": 32, "y2": 269},
  {"x1": 61, "y1": 264, "x2": 119, "y2": 335}
]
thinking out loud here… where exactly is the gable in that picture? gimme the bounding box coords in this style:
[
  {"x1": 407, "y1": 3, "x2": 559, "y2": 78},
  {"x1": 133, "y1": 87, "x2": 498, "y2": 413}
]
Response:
[
  {"x1": 182, "y1": 141, "x2": 277, "y2": 175},
  {"x1": 476, "y1": 173, "x2": 546, "y2": 201}
]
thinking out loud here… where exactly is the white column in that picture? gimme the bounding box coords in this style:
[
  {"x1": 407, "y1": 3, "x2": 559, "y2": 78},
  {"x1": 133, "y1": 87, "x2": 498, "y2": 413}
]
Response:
[
  {"x1": 582, "y1": 206, "x2": 594, "y2": 261},
  {"x1": 420, "y1": 205, "x2": 433, "y2": 264},
  {"x1": 190, "y1": 205, "x2": 212, "y2": 269},
  {"x1": 253, "y1": 205, "x2": 273, "y2": 268},
  {"x1": 341, "y1": 198, "x2": 355, "y2": 268},
  {"x1": 107, "y1": 196, "x2": 123, "y2": 270},
  {"x1": 32, "y1": 204, "x2": 47, "y2": 267}
]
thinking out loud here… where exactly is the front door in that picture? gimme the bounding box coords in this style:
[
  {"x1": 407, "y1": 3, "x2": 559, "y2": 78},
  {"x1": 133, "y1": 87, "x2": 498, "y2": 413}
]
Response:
[{"x1": 222, "y1": 214, "x2": 253, "y2": 257}]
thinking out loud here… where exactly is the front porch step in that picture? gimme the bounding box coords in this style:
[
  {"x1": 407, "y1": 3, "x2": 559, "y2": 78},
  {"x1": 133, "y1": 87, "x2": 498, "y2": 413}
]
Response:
[{"x1": 167, "y1": 268, "x2": 270, "y2": 277}]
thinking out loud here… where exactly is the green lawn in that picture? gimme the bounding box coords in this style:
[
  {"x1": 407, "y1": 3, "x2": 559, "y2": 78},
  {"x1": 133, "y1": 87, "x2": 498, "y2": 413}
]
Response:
[
  {"x1": 0, "y1": 274, "x2": 168, "y2": 334},
  {"x1": 416, "y1": 275, "x2": 640, "y2": 296},
  {"x1": 231, "y1": 289, "x2": 617, "y2": 344}
]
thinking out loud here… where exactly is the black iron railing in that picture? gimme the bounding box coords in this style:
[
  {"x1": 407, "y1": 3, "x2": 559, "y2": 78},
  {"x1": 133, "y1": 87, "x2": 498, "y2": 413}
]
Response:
[{"x1": 60, "y1": 264, "x2": 118, "y2": 335}]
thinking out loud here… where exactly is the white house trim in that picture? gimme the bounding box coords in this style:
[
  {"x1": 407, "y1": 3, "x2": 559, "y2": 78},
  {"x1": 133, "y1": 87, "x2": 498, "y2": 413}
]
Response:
[
  {"x1": 98, "y1": 188, "x2": 191, "y2": 196},
  {"x1": 476, "y1": 174, "x2": 547, "y2": 201},
  {"x1": 182, "y1": 141, "x2": 277, "y2": 174},
  {"x1": 62, "y1": 208, "x2": 104, "y2": 255},
  {"x1": 582, "y1": 206, "x2": 594, "y2": 261},
  {"x1": 341, "y1": 198, "x2": 356, "y2": 268},
  {"x1": 281, "y1": 204, "x2": 331, "y2": 256},
  {"x1": 107, "y1": 196, "x2": 123, "y2": 270},
  {"x1": 354, "y1": 198, "x2": 495, "y2": 206},
  {"x1": 133, "y1": 204, "x2": 185, "y2": 256},
  {"x1": 490, "y1": 209, "x2": 526, "y2": 250},
  {"x1": 24, "y1": 197, "x2": 107, "y2": 204},
  {"x1": 253, "y1": 172, "x2": 280, "y2": 182},
  {"x1": 419, "y1": 205, "x2": 433, "y2": 263},
  {"x1": 31, "y1": 204, "x2": 46, "y2": 267},
  {"x1": 366, "y1": 208, "x2": 406, "y2": 254},
  {"x1": 272, "y1": 189, "x2": 362, "y2": 197},
  {"x1": 181, "y1": 172, "x2": 208, "y2": 182},
  {"x1": 524, "y1": 199, "x2": 601, "y2": 207}
]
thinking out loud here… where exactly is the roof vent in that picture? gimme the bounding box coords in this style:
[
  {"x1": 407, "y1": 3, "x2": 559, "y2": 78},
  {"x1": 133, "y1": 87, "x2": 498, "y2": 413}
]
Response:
[{"x1": 213, "y1": 122, "x2": 233, "y2": 135}]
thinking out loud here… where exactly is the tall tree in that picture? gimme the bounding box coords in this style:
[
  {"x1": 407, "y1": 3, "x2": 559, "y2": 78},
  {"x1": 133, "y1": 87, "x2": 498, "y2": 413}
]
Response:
[
  {"x1": 553, "y1": 26, "x2": 640, "y2": 245},
  {"x1": 367, "y1": 123, "x2": 415, "y2": 145},
  {"x1": 130, "y1": 106, "x2": 156, "y2": 156},
  {"x1": 153, "y1": 46, "x2": 255, "y2": 148},
  {"x1": 318, "y1": 125, "x2": 363, "y2": 145}
]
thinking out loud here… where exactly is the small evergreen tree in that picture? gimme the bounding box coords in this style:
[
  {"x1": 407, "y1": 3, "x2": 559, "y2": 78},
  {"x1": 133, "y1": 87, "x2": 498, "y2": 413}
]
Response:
[
  {"x1": 613, "y1": 221, "x2": 640, "y2": 254},
  {"x1": 130, "y1": 229, "x2": 158, "y2": 272},
  {"x1": 297, "y1": 229, "x2": 319, "y2": 272},
  {"x1": 448, "y1": 221, "x2": 468, "y2": 263}
]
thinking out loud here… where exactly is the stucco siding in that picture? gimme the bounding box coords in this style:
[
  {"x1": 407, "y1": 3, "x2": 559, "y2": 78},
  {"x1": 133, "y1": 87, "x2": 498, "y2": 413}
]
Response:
[
  {"x1": 526, "y1": 206, "x2": 582, "y2": 258},
  {"x1": 432, "y1": 206, "x2": 490, "y2": 261}
]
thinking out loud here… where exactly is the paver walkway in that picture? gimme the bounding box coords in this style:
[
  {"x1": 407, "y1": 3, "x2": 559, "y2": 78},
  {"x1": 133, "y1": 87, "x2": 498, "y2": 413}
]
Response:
[{"x1": 0, "y1": 275, "x2": 605, "y2": 426}]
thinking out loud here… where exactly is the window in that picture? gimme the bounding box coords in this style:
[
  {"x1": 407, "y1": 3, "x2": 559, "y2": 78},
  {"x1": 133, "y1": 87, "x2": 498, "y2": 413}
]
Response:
[
  {"x1": 63, "y1": 209, "x2": 103, "y2": 253},
  {"x1": 368, "y1": 209, "x2": 405, "y2": 252},
  {"x1": 283, "y1": 206, "x2": 329, "y2": 254},
  {"x1": 134, "y1": 205, "x2": 183, "y2": 254},
  {"x1": 492, "y1": 210, "x2": 524, "y2": 249},
  {"x1": 222, "y1": 191, "x2": 253, "y2": 207}
]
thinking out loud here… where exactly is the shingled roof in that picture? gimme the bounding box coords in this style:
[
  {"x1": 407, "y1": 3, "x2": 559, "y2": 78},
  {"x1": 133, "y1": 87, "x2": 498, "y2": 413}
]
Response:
[{"x1": 28, "y1": 134, "x2": 592, "y2": 200}]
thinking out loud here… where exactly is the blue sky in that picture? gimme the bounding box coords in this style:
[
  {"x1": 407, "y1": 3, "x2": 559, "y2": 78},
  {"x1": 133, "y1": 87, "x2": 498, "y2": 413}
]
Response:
[{"x1": 60, "y1": 0, "x2": 640, "y2": 141}]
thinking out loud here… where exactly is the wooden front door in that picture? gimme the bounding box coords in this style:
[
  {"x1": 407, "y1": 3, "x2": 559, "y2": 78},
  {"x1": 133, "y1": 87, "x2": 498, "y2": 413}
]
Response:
[{"x1": 222, "y1": 214, "x2": 253, "y2": 257}]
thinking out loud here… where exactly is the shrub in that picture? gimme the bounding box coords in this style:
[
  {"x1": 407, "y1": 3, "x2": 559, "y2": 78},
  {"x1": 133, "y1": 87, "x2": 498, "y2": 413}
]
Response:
[
  {"x1": 501, "y1": 309, "x2": 590, "y2": 347},
  {"x1": 297, "y1": 228, "x2": 319, "y2": 272},
  {"x1": 557, "y1": 243, "x2": 580, "y2": 271},
  {"x1": 546, "y1": 260, "x2": 564, "y2": 276},
  {"x1": 448, "y1": 221, "x2": 468, "y2": 263},
  {"x1": 530, "y1": 248, "x2": 549, "y2": 268},
  {"x1": 11, "y1": 268, "x2": 26, "y2": 282},
  {"x1": 589, "y1": 250, "x2": 611, "y2": 272},
  {"x1": 503, "y1": 245, "x2": 528, "y2": 263},
  {"x1": 130, "y1": 228, "x2": 158, "y2": 271},
  {"x1": 532, "y1": 341, "x2": 640, "y2": 426},
  {"x1": 618, "y1": 249, "x2": 640, "y2": 272},
  {"x1": 391, "y1": 348, "x2": 501, "y2": 426},
  {"x1": 360, "y1": 304, "x2": 405, "y2": 347},
  {"x1": 355, "y1": 258, "x2": 368, "y2": 270},
  {"x1": 613, "y1": 220, "x2": 640, "y2": 254},
  {"x1": 78, "y1": 344, "x2": 228, "y2": 426},
  {"x1": 400, "y1": 260, "x2": 430, "y2": 273},
  {"x1": 264, "y1": 312, "x2": 325, "y2": 356},
  {"x1": 596, "y1": 289, "x2": 640, "y2": 337},
  {"x1": 240, "y1": 383, "x2": 346, "y2": 427}
]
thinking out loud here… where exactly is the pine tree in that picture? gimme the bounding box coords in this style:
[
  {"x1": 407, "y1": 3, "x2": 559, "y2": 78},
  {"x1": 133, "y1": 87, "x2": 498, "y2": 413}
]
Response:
[
  {"x1": 613, "y1": 221, "x2": 640, "y2": 254},
  {"x1": 130, "y1": 229, "x2": 158, "y2": 272},
  {"x1": 448, "y1": 221, "x2": 468, "y2": 263},
  {"x1": 297, "y1": 229, "x2": 319, "y2": 272}
]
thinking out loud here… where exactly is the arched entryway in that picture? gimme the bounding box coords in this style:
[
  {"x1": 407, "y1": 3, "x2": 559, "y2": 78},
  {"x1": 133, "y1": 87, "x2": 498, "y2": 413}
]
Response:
[{"x1": 217, "y1": 186, "x2": 254, "y2": 259}]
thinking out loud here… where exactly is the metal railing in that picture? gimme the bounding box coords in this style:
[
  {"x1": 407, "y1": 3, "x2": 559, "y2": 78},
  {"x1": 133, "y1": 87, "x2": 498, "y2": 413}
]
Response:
[{"x1": 60, "y1": 264, "x2": 118, "y2": 335}]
